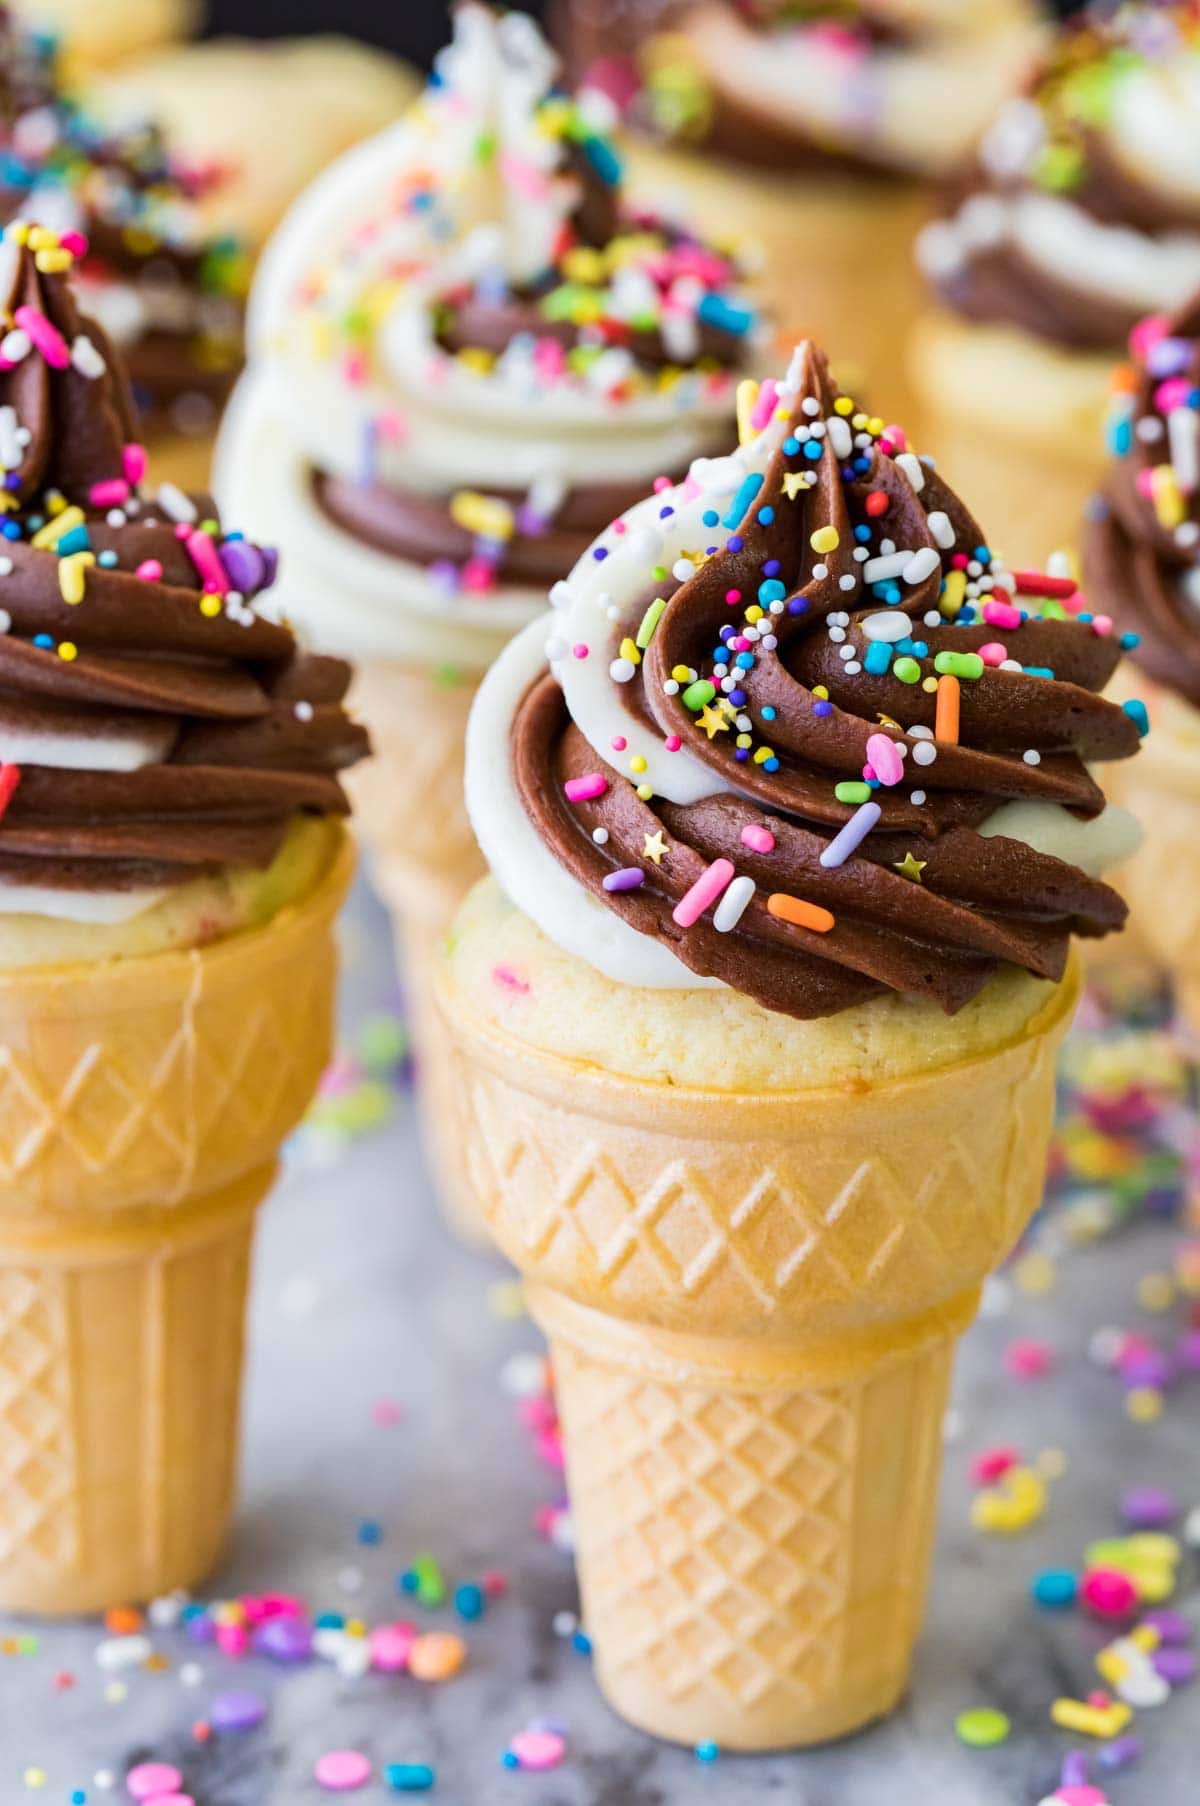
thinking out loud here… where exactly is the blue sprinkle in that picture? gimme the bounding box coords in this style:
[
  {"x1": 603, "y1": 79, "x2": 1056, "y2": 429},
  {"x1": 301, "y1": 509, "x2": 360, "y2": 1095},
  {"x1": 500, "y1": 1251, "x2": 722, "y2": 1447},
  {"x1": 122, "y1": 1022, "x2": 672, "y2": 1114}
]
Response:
[
  {"x1": 1122, "y1": 698, "x2": 1150, "y2": 738},
  {"x1": 1031, "y1": 1568, "x2": 1077, "y2": 1609},
  {"x1": 1109, "y1": 418, "x2": 1133, "y2": 458},
  {"x1": 697, "y1": 292, "x2": 754, "y2": 336},
  {"x1": 957, "y1": 605, "x2": 977, "y2": 624},
  {"x1": 758, "y1": 579, "x2": 786, "y2": 605},
  {"x1": 696, "y1": 1743, "x2": 720, "y2": 1764},
  {"x1": 98, "y1": 549, "x2": 118, "y2": 568},
  {"x1": 723, "y1": 473, "x2": 762, "y2": 528},
  {"x1": 357, "y1": 1520, "x2": 383, "y2": 1546},
  {"x1": 718, "y1": 624, "x2": 735, "y2": 640},
  {"x1": 734, "y1": 747, "x2": 749, "y2": 762},
  {"x1": 762, "y1": 705, "x2": 776, "y2": 720},
  {"x1": 728, "y1": 688, "x2": 747, "y2": 706},
  {"x1": 572, "y1": 1629, "x2": 592, "y2": 1654},
  {"x1": 1119, "y1": 631, "x2": 1140, "y2": 650},
  {"x1": 659, "y1": 505, "x2": 674, "y2": 520},
  {"x1": 864, "y1": 642, "x2": 893, "y2": 675},
  {"x1": 1, "y1": 521, "x2": 20, "y2": 540},
  {"x1": 33, "y1": 633, "x2": 53, "y2": 649},
  {"x1": 314, "y1": 1611, "x2": 346, "y2": 1628},
  {"x1": 455, "y1": 1583, "x2": 485, "y2": 1621},
  {"x1": 803, "y1": 440, "x2": 822, "y2": 460},
  {"x1": 783, "y1": 437, "x2": 800, "y2": 456},
  {"x1": 56, "y1": 524, "x2": 90, "y2": 556},
  {"x1": 735, "y1": 652, "x2": 754, "y2": 670},
  {"x1": 910, "y1": 641, "x2": 928, "y2": 658},
  {"x1": 854, "y1": 524, "x2": 872, "y2": 543},
  {"x1": 852, "y1": 456, "x2": 871, "y2": 474},
  {"x1": 501, "y1": 1752, "x2": 520, "y2": 1770},
  {"x1": 583, "y1": 133, "x2": 623, "y2": 187},
  {"x1": 1023, "y1": 666, "x2": 1055, "y2": 679},
  {"x1": 866, "y1": 777, "x2": 880, "y2": 789},
  {"x1": 757, "y1": 506, "x2": 775, "y2": 525},
  {"x1": 1078, "y1": 611, "x2": 1094, "y2": 623},
  {"x1": 702, "y1": 509, "x2": 719, "y2": 528},
  {"x1": 763, "y1": 757, "x2": 780, "y2": 772},
  {"x1": 385, "y1": 1763, "x2": 436, "y2": 1793},
  {"x1": 975, "y1": 546, "x2": 991, "y2": 563},
  {"x1": 397, "y1": 1571, "x2": 419, "y2": 1595}
]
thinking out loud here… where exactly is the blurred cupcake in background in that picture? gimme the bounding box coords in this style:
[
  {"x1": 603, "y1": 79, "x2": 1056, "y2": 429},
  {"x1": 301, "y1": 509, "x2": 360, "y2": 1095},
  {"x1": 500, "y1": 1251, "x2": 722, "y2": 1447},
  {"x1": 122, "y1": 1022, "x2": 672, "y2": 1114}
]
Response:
[
  {"x1": 0, "y1": 3, "x2": 247, "y2": 488},
  {"x1": 218, "y1": 0, "x2": 764, "y2": 1241},
  {"x1": 558, "y1": 0, "x2": 1042, "y2": 417},
  {"x1": 18, "y1": 0, "x2": 195, "y2": 78},
  {"x1": 85, "y1": 35, "x2": 421, "y2": 251},
  {"x1": 1083, "y1": 292, "x2": 1200, "y2": 1023},
  {"x1": 914, "y1": 0, "x2": 1200, "y2": 562}
]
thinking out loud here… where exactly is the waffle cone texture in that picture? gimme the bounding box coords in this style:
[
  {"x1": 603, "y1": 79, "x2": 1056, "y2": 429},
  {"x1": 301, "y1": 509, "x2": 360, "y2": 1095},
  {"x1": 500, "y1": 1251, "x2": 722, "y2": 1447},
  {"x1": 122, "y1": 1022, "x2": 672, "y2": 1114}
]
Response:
[
  {"x1": 435, "y1": 938, "x2": 1080, "y2": 1748},
  {"x1": 0, "y1": 828, "x2": 354, "y2": 1614}
]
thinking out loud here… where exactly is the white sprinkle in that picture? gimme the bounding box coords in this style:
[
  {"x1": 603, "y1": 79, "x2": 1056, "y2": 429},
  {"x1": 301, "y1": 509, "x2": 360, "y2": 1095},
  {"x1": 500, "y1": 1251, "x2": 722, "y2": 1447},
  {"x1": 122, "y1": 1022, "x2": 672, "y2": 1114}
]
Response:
[
  {"x1": 967, "y1": 560, "x2": 983, "y2": 577},
  {"x1": 95, "y1": 1635, "x2": 153, "y2": 1671},
  {"x1": 992, "y1": 567, "x2": 1016, "y2": 593},
  {"x1": 880, "y1": 538, "x2": 897, "y2": 555},
  {"x1": 663, "y1": 679, "x2": 680, "y2": 696},
  {"x1": 157, "y1": 482, "x2": 196, "y2": 523},
  {"x1": 925, "y1": 510, "x2": 956, "y2": 550},
  {"x1": 1179, "y1": 521, "x2": 1200, "y2": 548},
  {"x1": 839, "y1": 575, "x2": 857, "y2": 591},
  {"x1": 609, "y1": 657, "x2": 636, "y2": 683},
  {"x1": 179, "y1": 1663, "x2": 204, "y2": 1687},
  {"x1": 672, "y1": 558, "x2": 696, "y2": 583},
  {"x1": 294, "y1": 701, "x2": 314, "y2": 723},
  {"x1": 903, "y1": 547, "x2": 942, "y2": 586},
  {"x1": 862, "y1": 611, "x2": 912, "y2": 643},
  {"x1": 1135, "y1": 415, "x2": 1165, "y2": 444},
  {"x1": 0, "y1": 405, "x2": 20, "y2": 470},
  {"x1": 105, "y1": 509, "x2": 126, "y2": 527},
  {"x1": 909, "y1": 724, "x2": 935, "y2": 740},
  {"x1": 812, "y1": 563, "x2": 829, "y2": 580},
  {"x1": 553, "y1": 1610, "x2": 578, "y2": 1638},
  {"x1": 845, "y1": 661, "x2": 861, "y2": 674},
  {"x1": 1000, "y1": 658, "x2": 1023, "y2": 672},
  {"x1": 549, "y1": 580, "x2": 572, "y2": 608},
  {"x1": 592, "y1": 827, "x2": 609, "y2": 845},
  {"x1": 853, "y1": 547, "x2": 869, "y2": 563},
  {"x1": 714, "y1": 875, "x2": 756, "y2": 933},
  {"x1": 829, "y1": 626, "x2": 846, "y2": 643},
  {"x1": 912, "y1": 742, "x2": 938, "y2": 767},
  {"x1": 910, "y1": 790, "x2": 926, "y2": 805},
  {"x1": 863, "y1": 551, "x2": 910, "y2": 584},
  {"x1": 0, "y1": 558, "x2": 11, "y2": 577},
  {"x1": 147, "y1": 1594, "x2": 184, "y2": 1628},
  {"x1": 826, "y1": 416, "x2": 852, "y2": 459},
  {"x1": 1170, "y1": 408, "x2": 1200, "y2": 493},
  {"x1": 896, "y1": 452, "x2": 925, "y2": 492},
  {"x1": 93, "y1": 1771, "x2": 116, "y2": 1791},
  {"x1": 801, "y1": 396, "x2": 821, "y2": 417},
  {"x1": 70, "y1": 334, "x2": 106, "y2": 379},
  {"x1": 0, "y1": 327, "x2": 29, "y2": 365},
  {"x1": 1022, "y1": 749, "x2": 1041, "y2": 765},
  {"x1": 838, "y1": 643, "x2": 856, "y2": 661},
  {"x1": 923, "y1": 610, "x2": 942, "y2": 627}
]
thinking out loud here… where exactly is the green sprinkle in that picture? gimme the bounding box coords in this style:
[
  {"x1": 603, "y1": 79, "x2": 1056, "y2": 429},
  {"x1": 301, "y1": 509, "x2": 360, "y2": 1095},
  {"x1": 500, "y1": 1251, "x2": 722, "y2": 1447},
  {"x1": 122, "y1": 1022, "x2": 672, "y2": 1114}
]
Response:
[
  {"x1": 893, "y1": 656, "x2": 922, "y2": 684},
  {"x1": 835, "y1": 782, "x2": 873, "y2": 805},
  {"x1": 412, "y1": 1553, "x2": 445, "y2": 1609},
  {"x1": 636, "y1": 597, "x2": 667, "y2": 649},
  {"x1": 955, "y1": 1707, "x2": 1010, "y2": 1748},
  {"x1": 682, "y1": 680, "x2": 716, "y2": 711},
  {"x1": 934, "y1": 651, "x2": 984, "y2": 681}
]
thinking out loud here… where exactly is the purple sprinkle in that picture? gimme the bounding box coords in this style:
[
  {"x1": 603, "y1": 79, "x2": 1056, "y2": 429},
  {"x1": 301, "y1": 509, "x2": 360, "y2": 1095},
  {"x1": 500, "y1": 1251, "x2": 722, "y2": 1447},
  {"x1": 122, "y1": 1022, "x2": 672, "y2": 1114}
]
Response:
[
  {"x1": 603, "y1": 868, "x2": 644, "y2": 892},
  {"x1": 186, "y1": 1614, "x2": 216, "y2": 1643},
  {"x1": 788, "y1": 598, "x2": 807, "y2": 615},
  {"x1": 719, "y1": 624, "x2": 734, "y2": 641},
  {"x1": 219, "y1": 538, "x2": 266, "y2": 592},
  {"x1": 1153, "y1": 1648, "x2": 1196, "y2": 1685},
  {"x1": 258, "y1": 546, "x2": 279, "y2": 588},
  {"x1": 728, "y1": 688, "x2": 747, "y2": 705},
  {"x1": 1147, "y1": 337, "x2": 1191, "y2": 377},
  {"x1": 254, "y1": 1618, "x2": 314, "y2": 1663},
  {"x1": 1142, "y1": 1610, "x2": 1190, "y2": 1644},
  {"x1": 516, "y1": 505, "x2": 549, "y2": 537},
  {"x1": 1098, "y1": 1735, "x2": 1142, "y2": 1772},
  {"x1": 658, "y1": 505, "x2": 674, "y2": 519},
  {"x1": 763, "y1": 559, "x2": 781, "y2": 577},
  {"x1": 429, "y1": 557, "x2": 459, "y2": 590},
  {"x1": 593, "y1": 546, "x2": 609, "y2": 561},
  {"x1": 734, "y1": 748, "x2": 749, "y2": 761},
  {"x1": 727, "y1": 534, "x2": 744, "y2": 553},
  {"x1": 1177, "y1": 1331, "x2": 1200, "y2": 1372},
  {"x1": 210, "y1": 1689, "x2": 268, "y2": 1732},
  {"x1": 1060, "y1": 1752, "x2": 1089, "y2": 1788},
  {"x1": 1122, "y1": 1487, "x2": 1176, "y2": 1529},
  {"x1": 813, "y1": 700, "x2": 833, "y2": 717},
  {"x1": 1119, "y1": 1349, "x2": 1176, "y2": 1390}
]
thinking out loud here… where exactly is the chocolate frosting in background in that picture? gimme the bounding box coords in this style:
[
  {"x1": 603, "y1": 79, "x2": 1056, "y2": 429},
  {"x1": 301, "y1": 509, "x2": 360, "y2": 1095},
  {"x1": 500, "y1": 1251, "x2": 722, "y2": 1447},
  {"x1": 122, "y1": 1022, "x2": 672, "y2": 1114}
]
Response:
[
  {"x1": 1084, "y1": 292, "x2": 1200, "y2": 706},
  {"x1": 0, "y1": 5, "x2": 245, "y2": 439},
  {"x1": 0, "y1": 227, "x2": 366, "y2": 906},
  {"x1": 499, "y1": 342, "x2": 1142, "y2": 1020},
  {"x1": 919, "y1": 3, "x2": 1200, "y2": 351}
]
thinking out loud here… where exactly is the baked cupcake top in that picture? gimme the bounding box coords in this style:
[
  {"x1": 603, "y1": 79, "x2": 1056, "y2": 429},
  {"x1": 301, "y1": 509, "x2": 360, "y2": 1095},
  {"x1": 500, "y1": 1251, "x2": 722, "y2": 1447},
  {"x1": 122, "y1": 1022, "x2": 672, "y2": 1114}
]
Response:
[
  {"x1": 1084, "y1": 293, "x2": 1200, "y2": 704},
  {"x1": 0, "y1": 3, "x2": 245, "y2": 438},
  {"x1": 0, "y1": 222, "x2": 366, "y2": 924},
  {"x1": 918, "y1": 1, "x2": 1200, "y2": 351},
  {"x1": 229, "y1": 0, "x2": 761, "y2": 663},
  {"x1": 468, "y1": 340, "x2": 1146, "y2": 1020},
  {"x1": 563, "y1": 0, "x2": 1039, "y2": 180}
]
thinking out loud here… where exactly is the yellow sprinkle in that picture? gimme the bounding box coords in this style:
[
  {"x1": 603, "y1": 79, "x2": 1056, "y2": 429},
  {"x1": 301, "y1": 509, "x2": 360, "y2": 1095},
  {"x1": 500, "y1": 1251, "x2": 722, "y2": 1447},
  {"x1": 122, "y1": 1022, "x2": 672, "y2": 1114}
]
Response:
[
  {"x1": 57, "y1": 551, "x2": 94, "y2": 605},
  {"x1": 834, "y1": 396, "x2": 854, "y2": 416},
  {"x1": 867, "y1": 416, "x2": 884, "y2": 437},
  {"x1": 753, "y1": 746, "x2": 775, "y2": 765},
  {"x1": 456, "y1": 347, "x2": 496, "y2": 376},
  {"x1": 671, "y1": 664, "x2": 693, "y2": 683},
  {"x1": 735, "y1": 733, "x2": 752, "y2": 749},
  {"x1": 1130, "y1": 1625, "x2": 1161, "y2": 1653},
  {"x1": 736, "y1": 378, "x2": 760, "y2": 446},
  {"x1": 1137, "y1": 1272, "x2": 1176, "y2": 1313},
  {"x1": 1126, "y1": 1387, "x2": 1163, "y2": 1422},
  {"x1": 629, "y1": 754, "x2": 647, "y2": 774},
  {"x1": 1151, "y1": 463, "x2": 1185, "y2": 531},
  {"x1": 636, "y1": 784, "x2": 653, "y2": 801},
  {"x1": 922, "y1": 677, "x2": 938, "y2": 693},
  {"x1": 618, "y1": 638, "x2": 641, "y2": 666},
  {"x1": 782, "y1": 471, "x2": 808, "y2": 500},
  {"x1": 1014, "y1": 1250, "x2": 1057, "y2": 1295},
  {"x1": 851, "y1": 411, "x2": 868, "y2": 430},
  {"x1": 1095, "y1": 1648, "x2": 1129, "y2": 1686},
  {"x1": 812, "y1": 685, "x2": 829, "y2": 700},
  {"x1": 200, "y1": 594, "x2": 223, "y2": 618},
  {"x1": 562, "y1": 246, "x2": 606, "y2": 284},
  {"x1": 449, "y1": 489, "x2": 514, "y2": 542},
  {"x1": 1050, "y1": 1698, "x2": 1132, "y2": 1740},
  {"x1": 27, "y1": 226, "x2": 59, "y2": 252},
  {"x1": 345, "y1": 1618, "x2": 367, "y2": 1638},
  {"x1": 35, "y1": 247, "x2": 73, "y2": 274},
  {"x1": 45, "y1": 490, "x2": 67, "y2": 517},
  {"x1": 7, "y1": 219, "x2": 30, "y2": 245},
  {"x1": 940, "y1": 567, "x2": 968, "y2": 617},
  {"x1": 57, "y1": 641, "x2": 77, "y2": 662},
  {"x1": 745, "y1": 605, "x2": 764, "y2": 623},
  {"x1": 22, "y1": 1768, "x2": 46, "y2": 1789},
  {"x1": 810, "y1": 525, "x2": 840, "y2": 554},
  {"x1": 31, "y1": 505, "x2": 84, "y2": 550}
]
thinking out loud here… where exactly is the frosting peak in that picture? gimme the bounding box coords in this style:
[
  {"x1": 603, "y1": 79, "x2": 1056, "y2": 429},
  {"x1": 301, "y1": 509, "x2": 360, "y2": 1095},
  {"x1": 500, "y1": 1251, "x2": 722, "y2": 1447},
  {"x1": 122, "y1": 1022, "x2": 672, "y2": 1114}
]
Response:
[{"x1": 470, "y1": 341, "x2": 1143, "y2": 1019}]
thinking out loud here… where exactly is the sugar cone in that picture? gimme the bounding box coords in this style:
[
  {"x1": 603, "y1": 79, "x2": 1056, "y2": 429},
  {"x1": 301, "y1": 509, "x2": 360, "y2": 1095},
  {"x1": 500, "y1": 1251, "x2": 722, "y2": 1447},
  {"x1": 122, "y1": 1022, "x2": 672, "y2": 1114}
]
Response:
[
  {"x1": 346, "y1": 657, "x2": 491, "y2": 1245},
  {"x1": 436, "y1": 950, "x2": 1079, "y2": 1748},
  {"x1": 623, "y1": 136, "x2": 931, "y2": 425},
  {"x1": 0, "y1": 828, "x2": 354, "y2": 1614},
  {"x1": 909, "y1": 311, "x2": 1110, "y2": 565}
]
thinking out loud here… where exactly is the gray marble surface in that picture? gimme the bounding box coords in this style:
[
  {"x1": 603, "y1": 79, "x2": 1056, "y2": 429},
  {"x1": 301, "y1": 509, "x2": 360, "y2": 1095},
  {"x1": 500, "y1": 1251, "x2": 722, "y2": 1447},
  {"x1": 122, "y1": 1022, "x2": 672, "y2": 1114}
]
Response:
[{"x1": 1, "y1": 877, "x2": 1196, "y2": 1804}]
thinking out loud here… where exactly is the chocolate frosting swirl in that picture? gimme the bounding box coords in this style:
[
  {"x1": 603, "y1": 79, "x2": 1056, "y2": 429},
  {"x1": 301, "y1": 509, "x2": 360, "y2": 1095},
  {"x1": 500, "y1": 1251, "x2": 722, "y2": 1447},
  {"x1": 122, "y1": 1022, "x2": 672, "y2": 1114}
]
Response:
[
  {"x1": 0, "y1": 230, "x2": 367, "y2": 898},
  {"x1": 512, "y1": 343, "x2": 1138, "y2": 1018},
  {"x1": 1083, "y1": 292, "x2": 1200, "y2": 705}
]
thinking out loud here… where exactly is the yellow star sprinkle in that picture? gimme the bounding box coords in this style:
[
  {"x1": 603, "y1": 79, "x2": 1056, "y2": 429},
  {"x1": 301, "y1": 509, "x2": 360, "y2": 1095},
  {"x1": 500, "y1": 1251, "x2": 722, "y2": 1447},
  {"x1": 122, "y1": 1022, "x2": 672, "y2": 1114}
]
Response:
[
  {"x1": 643, "y1": 830, "x2": 668, "y2": 865},
  {"x1": 696, "y1": 704, "x2": 731, "y2": 740},
  {"x1": 894, "y1": 852, "x2": 927, "y2": 883},
  {"x1": 781, "y1": 471, "x2": 809, "y2": 500}
]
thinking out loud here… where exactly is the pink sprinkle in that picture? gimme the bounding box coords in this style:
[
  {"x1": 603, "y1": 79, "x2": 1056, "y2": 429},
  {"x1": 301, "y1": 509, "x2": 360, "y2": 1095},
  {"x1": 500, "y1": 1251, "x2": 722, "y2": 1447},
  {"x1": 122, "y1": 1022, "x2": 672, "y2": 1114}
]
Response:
[
  {"x1": 610, "y1": 736, "x2": 627, "y2": 752},
  {"x1": 1155, "y1": 377, "x2": 1192, "y2": 414},
  {"x1": 461, "y1": 556, "x2": 496, "y2": 593},
  {"x1": 982, "y1": 600, "x2": 1022, "y2": 631},
  {"x1": 314, "y1": 1750, "x2": 372, "y2": 1792},
  {"x1": 1056, "y1": 1790, "x2": 1109, "y2": 1806},
  {"x1": 1130, "y1": 312, "x2": 1169, "y2": 361},
  {"x1": 60, "y1": 228, "x2": 88, "y2": 257},
  {"x1": 880, "y1": 423, "x2": 906, "y2": 453},
  {"x1": 341, "y1": 352, "x2": 367, "y2": 387},
  {"x1": 681, "y1": 474, "x2": 702, "y2": 501},
  {"x1": 665, "y1": 735, "x2": 681, "y2": 752},
  {"x1": 673, "y1": 857, "x2": 735, "y2": 927},
  {"x1": 184, "y1": 530, "x2": 228, "y2": 595},
  {"x1": 372, "y1": 1398, "x2": 402, "y2": 1428},
  {"x1": 951, "y1": 553, "x2": 970, "y2": 571},
  {"x1": 572, "y1": 643, "x2": 588, "y2": 659},
  {"x1": 653, "y1": 475, "x2": 671, "y2": 493},
  {"x1": 741, "y1": 824, "x2": 775, "y2": 854},
  {"x1": 376, "y1": 408, "x2": 407, "y2": 442},
  {"x1": 865, "y1": 732, "x2": 904, "y2": 788},
  {"x1": 979, "y1": 641, "x2": 1008, "y2": 666},
  {"x1": 510, "y1": 1730, "x2": 566, "y2": 1773},
  {"x1": 127, "y1": 1765, "x2": 183, "y2": 1801},
  {"x1": 144, "y1": 1795, "x2": 193, "y2": 1805},
  {"x1": 368, "y1": 1622, "x2": 416, "y2": 1673},
  {"x1": 750, "y1": 378, "x2": 778, "y2": 431},
  {"x1": 14, "y1": 304, "x2": 69, "y2": 369},
  {"x1": 216, "y1": 1622, "x2": 249, "y2": 1657},
  {"x1": 122, "y1": 442, "x2": 147, "y2": 486},
  {"x1": 725, "y1": 589, "x2": 742, "y2": 605},
  {"x1": 1136, "y1": 468, "x2": 1156, "y2": 500},
  {"x1": 173, "y1": 523, "x2": 190, "y2": 541},
  {"x1": 970, "y1": 1445, "x2": 1019, "y2": 1487},
  {"x1": 482, "y1": 1570, "x2": 508, "y2": 1597},
  {"x1": 136, "y1": 559, "x2": 163, "y2": 581},
  {"x1": 565, "y1": 773, "x2": 607, "y2": 802},
  {"x1": 1004, "y1": 1337, "x2": 1054, "y2": 1379},
  {"x1": 89, "y1": 477, "x2": 129, "y2": 508},
  {"x1": 1081, "y1": 1567, "x2": 1138, "y2": 1620},
  {"x1": 611, "y1": 519, "x2": 627, "y2": 535},
  {"x1": 1091, "y1": 614, "x2": 1113, "y2": 637},
  {"x1": 491, "y1": 963, "x2": 530, "y2": 995}
]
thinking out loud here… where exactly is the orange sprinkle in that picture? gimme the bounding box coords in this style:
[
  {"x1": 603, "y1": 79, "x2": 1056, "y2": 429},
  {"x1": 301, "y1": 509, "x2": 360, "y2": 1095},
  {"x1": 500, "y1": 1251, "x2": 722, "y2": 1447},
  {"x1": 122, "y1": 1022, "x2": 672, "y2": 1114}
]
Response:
[
  {"x1": 104, "y1": 1607, "x2": 143, "y2": 1636},
  {"x1": 1109, "y1": 362, "x2": 1138, "y2": 395},
  {"x1": 935, "y1": 673, "x2": 960, "y2": 744},
  {"x1": 767, "y1": 893, "x2": 835, "y2": 933}
]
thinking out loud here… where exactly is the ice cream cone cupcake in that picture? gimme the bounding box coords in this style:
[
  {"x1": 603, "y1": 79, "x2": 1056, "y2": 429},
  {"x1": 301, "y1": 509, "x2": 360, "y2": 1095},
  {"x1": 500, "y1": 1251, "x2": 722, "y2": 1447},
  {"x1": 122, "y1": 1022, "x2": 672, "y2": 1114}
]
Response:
[
  {"x1": 1082, "y1": 291, "x2": 1200, "y2": 1025},
  {"x1": 433, "y1": 338, "x2": 1143, "y2": 1747},
  {"x1": 217, "y1": 1, "x2": 764, "y2": 1243},
  {"x1": 557, "y1": 0, "x2": 1041, "y2": 418},
  {"x1": 0, "y1": 5, "x2": 248, "y2": 488},
  {"x1": 913, "y1": 1, "x2": 1200, "y2": 564},
  {"x1": 0, "y1": 221, "x2": 369, "y2": 1613}
]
